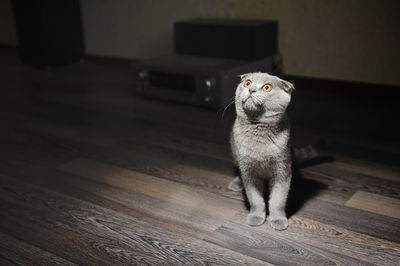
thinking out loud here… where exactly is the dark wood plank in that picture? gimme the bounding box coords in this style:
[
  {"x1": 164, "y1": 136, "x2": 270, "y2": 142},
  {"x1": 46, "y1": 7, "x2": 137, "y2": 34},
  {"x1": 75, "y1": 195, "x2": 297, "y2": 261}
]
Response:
[
  {"x1": 206, "y1": 222, "x2": 373, "y2": 266},
  {"x1": 18, "y1": 115, "x2": 353, "y2": 206},
  {"x1": 57, "y1": 158, "x2": 241, "y2": 220},
  {"x1": 0, "y1": 174, "x2": 269, "y2": 266},
  {"x1": 0, "y1": 232, "x2": 77, "y2": 266},
  {"x1": 89, "y1": 144, "x2": 238, "y2": 197},
  {"x1": 304, "y1": 164, "x2": 400, "y2": 199},
  {"x1": 18, "y1": 119, "x2": 243, "y2": 200},
  {"x1": 345, "y1": 191, "x2": 400, "y2": 219},
  {"x1": 120, "y1": 129, "x2": 232, "y2": 162},
  {"x1": 20, "y1": 109, "x2": 232, "y2": 162},
  {"x1": 292, "y1": 198, "x2": 400, "y2": 243},
  {"x1": 0, "y1": 161, "x2": 229, "y2": 239},
  {"x1": 317, "y1": 138, "x2": 400, "y2": 166},
  {"x1": 325, "y1": 159, "x2": 400, "y2": 183},
  {"x1": 22, "y1": 112, "x2": 357, "y2": 206},
  {"x1": 0, "y1": 256, "x2": 16, "y2": 266},
  {"x1": 228, "y1": 214, "x2": 400, "y2": 266},
  {"x1": 32, "y1": 88, "x2": 232, "y2": 144}
]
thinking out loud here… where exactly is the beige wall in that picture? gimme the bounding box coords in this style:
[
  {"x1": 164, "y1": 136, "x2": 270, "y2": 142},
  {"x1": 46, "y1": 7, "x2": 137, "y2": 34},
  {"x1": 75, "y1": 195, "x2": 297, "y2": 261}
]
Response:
[{"x1": 1, "y1": 0, "x2": 399, "y2": 85}]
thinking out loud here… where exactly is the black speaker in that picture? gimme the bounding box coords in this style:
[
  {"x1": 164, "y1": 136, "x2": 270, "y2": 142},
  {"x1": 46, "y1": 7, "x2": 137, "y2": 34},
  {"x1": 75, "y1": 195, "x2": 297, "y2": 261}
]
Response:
[
  {"x1": 174, "y1": 18, "x2": 278, "y2": 61},
  {"x1": 12, "y1": 0, "x2": 84, "y2": 66}
]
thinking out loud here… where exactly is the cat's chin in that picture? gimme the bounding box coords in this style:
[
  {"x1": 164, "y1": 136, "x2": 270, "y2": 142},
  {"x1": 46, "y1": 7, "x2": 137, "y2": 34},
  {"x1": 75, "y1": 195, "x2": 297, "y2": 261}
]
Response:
[
  {"x1": 242, "y1": 99, "x2": 263, "y2": 113},
  {"x1": 242, "y1": 107, "x2": 265, "y2": 121}
]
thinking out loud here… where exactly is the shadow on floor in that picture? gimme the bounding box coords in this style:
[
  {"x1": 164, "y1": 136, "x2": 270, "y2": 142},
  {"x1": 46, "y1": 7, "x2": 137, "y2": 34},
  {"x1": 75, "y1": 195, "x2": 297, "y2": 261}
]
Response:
[{"x1": 239, "y1": 155, "x2": 335, "y2": 218}]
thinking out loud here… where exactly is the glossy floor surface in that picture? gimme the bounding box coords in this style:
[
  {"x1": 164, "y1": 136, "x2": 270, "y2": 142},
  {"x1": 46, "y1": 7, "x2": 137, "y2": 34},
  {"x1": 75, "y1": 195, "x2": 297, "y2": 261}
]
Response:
[{"x1": 1, "y1": 48, "x2": 399, "y2": 265}]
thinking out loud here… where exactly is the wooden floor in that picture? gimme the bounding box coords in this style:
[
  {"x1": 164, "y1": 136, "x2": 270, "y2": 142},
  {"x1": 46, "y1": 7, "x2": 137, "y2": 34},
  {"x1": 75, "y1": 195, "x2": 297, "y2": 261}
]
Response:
[{"x1": 1, "y1": 48, "x2": 399, "y2": 265}]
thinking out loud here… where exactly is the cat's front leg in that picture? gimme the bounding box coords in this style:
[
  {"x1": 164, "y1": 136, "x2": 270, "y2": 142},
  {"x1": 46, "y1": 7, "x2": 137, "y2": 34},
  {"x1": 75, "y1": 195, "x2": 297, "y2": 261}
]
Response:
[
  {"x1": 268, "y1": 162, "x2": 291, "y2": 231},
  {"x1": 242, "y1": 173, "x2": 266, "y2": 226}
]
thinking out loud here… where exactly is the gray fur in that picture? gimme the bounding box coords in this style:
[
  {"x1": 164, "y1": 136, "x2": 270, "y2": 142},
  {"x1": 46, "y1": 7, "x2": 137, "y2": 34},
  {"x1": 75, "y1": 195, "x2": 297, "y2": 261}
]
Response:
[{"x1": 229, "y1": 72, "x2": 294, "y2": 230}]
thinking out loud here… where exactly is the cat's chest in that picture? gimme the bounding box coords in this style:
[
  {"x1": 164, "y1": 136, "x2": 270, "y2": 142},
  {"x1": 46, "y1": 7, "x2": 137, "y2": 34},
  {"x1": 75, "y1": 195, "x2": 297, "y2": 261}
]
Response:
[{"x1": 233, "y1": 124, "x2": 289, "y2": 160}]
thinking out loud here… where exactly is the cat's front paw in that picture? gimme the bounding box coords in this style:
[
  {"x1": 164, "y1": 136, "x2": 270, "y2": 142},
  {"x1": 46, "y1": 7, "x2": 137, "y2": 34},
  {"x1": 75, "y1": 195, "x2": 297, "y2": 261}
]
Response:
[
  {"x1": 246, "y1": 213, "x2": 266, "y2": 226},
  {"x1": 269, "y1": 217, "x2": 289, "y2": 231}
]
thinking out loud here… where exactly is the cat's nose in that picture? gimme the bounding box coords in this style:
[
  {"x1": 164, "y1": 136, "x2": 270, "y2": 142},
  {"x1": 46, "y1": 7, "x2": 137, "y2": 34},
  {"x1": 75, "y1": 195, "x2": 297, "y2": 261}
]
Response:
[{"x1": 248, "y1": 88, "x2": 257, "y2": 94}]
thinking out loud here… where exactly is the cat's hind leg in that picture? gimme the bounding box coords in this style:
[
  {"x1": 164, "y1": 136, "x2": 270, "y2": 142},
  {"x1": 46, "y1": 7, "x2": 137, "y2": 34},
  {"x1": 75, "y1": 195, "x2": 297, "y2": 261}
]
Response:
[
  {"x1": 228, "y1": 166, "x2": 243, "y2": 191},
  {"x1": 228, "y1": 176, "x2": 243, "y2": 191}
]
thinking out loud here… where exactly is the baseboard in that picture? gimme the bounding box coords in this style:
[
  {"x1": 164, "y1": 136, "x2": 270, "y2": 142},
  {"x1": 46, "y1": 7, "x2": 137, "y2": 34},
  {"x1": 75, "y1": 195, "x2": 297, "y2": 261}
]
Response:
[{"x1": 84, "y1": 54, "x2": 138, "y2": 66}]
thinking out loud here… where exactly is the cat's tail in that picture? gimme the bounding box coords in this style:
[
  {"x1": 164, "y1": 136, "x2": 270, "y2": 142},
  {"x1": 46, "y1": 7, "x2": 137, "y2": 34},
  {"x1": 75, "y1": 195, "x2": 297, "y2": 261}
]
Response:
[{"x1": 293, "y1": 144, "x2": 320, "y2": 166}]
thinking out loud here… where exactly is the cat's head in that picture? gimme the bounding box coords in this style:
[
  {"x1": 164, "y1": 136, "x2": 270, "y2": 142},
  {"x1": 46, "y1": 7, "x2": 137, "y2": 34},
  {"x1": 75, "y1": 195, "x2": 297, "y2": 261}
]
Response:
[{"x1": 235, "y1": 72, "x2": 294, "y2": 122}]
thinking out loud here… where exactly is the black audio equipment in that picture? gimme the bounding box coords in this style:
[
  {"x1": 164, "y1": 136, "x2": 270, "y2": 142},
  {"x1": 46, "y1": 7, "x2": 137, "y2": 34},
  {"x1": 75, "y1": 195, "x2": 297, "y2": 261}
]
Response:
[
  {"x1": 174, "y1": 18, "x2": 278, "y2": 60},
  {"x1": 12, "y1": 0, "x2": 84, "y2": 66},
  {"x1": 133, "y1": 18, "x2": 278, "y2": 108},
  {"x1": 131, "y1": 54, "x2": 273, "y2": 108}
]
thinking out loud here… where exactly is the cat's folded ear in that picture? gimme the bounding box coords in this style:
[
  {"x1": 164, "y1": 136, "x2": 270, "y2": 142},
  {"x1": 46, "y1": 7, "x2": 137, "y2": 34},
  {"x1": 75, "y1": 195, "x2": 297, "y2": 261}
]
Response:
[
  {"x1": 238, "y1": 73, "x2": 250, "y2": 81},
  {"x1": 278, "y1": 78, "x2": 295, "y2": 94}
]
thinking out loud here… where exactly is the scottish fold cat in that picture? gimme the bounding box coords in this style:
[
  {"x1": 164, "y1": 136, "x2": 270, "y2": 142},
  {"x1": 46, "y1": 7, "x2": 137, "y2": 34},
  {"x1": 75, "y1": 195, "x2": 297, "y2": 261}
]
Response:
[{"x1": 229, "y1": 72, "x2": 295, "y2": 231}]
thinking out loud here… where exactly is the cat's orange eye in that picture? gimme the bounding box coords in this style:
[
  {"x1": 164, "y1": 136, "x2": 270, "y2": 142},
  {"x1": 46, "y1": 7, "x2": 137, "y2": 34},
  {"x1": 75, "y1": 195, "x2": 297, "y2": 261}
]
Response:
[
  {"x1": 243, "y1": 80, "x2": 252, "y2": 88},
  {"x1": 262, "y1": 84, "x2": 272, "y2": 92}
]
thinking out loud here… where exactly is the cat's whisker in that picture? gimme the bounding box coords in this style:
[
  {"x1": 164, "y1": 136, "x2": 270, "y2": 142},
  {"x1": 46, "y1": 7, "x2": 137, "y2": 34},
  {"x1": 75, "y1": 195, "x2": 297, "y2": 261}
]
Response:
[
  {"x1": 217, "y1": 96, "x2": 235, "y2": 112},
  {"x1": 221, "y1": 99, "x2": 235, "y2": 119},
  {"x1": 217, "y1": 96, "x2": 235, "y2": 119}
]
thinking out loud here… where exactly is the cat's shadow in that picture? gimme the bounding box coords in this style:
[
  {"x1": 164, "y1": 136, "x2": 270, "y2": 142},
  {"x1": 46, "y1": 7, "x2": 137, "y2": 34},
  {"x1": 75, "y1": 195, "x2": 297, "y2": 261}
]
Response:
[
  {"x1": 285, "y1": 170, "x2": 326, "y2": 217},
  {"x1": 242, "y1": 155, "x2": 334, "y2": 218}
]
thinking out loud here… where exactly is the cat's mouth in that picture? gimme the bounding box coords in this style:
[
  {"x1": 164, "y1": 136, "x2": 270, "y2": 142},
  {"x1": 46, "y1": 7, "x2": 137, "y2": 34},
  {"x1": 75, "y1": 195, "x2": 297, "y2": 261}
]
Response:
[
  {"x1": 241, "y1": 95, "x2": 265, "y2": 117},
  {"x1": 242, "y1": 96, "x2": 258, "y2": 111},
  {"x1": 242, "y1": 95, "x2": 253, "y2": 104},
  {"x1": 242, "y1": 95, "x2": 262, "y2": 107}
]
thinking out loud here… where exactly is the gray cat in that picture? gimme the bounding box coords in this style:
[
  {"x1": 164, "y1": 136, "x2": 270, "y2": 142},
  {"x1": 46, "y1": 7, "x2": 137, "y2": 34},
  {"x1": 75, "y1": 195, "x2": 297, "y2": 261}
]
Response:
[{"x1": 229, "y1": 72, "x2": 295, "y2": 231}]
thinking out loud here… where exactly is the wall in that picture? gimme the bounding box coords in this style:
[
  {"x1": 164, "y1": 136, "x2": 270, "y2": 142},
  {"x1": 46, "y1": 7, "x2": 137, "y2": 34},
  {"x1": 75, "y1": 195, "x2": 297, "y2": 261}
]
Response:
[
  {"x1": 0, "y1": 0, "x2": 17, "y2": 45},
  {"x1": 1, "y1": 0, "x2": 399, "y2": 85}
]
